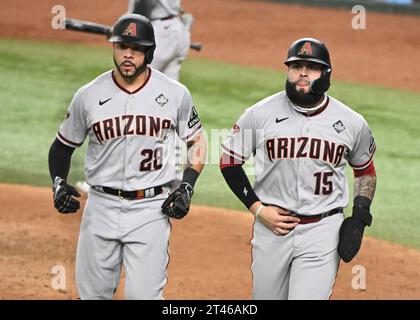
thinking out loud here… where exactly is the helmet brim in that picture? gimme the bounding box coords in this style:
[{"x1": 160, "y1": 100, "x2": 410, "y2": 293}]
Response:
[
  {"x1": 108, "y1": 35, "x2": 154, "y2": 47},
  {"x1": 284, "y1": 56, "x2": 331, "y2": 69}
]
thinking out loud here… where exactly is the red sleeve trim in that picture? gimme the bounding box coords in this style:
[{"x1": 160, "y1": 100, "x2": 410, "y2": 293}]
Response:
[
  {"x1": 221, "y1": 144, "x2": 247, "y2": 161},
  {"x1": 57, "y1": 132, "x2": 83, "y2": 148},
  {"x1": 185, "y1": 124, "x2": 202, "y2": 141},
  {"x1": 220, "y1": 153, "x2": 244, "y2": 169},
  {"x1": 353, "y1": 161, "x2": 376, "y2": 178},
  {"x1": 349, "y1": 144, "x2": 376, "y2": 170}
]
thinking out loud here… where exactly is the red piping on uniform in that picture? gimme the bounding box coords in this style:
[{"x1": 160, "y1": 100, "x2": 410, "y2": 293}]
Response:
[
  {"x1": 57, "y1": 132, "x2": 83, "y2": 147},
  {"x1": 353, "y1": 161, "x2": 376, "y2": 177},
  {"x1": 349, "y1": 145, "x2": 376, "y2": 169},
  {"x1": 163, "y1": 219, "x2": 172, "y2": 298},
  {"x1": 250, "y1": 217, "x2": 256, "y2": 299},
  {"x1": 111, "y1": 67, "x2": 152, "y2": 95},
  {"x1": 185, "y1": 124, "x2": 202, "y2": 141},
  {"x1": 221, "y1": 144, "x2": 247, "y2": 161},
  {"x1": 308, "y1": 96, "x2": 329, "y2": 117},
  {"x1": 219, "y1": 153, "x2": 244, "y2": 169}
]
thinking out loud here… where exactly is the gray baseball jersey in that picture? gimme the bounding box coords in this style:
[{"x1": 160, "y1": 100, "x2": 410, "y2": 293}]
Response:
[
  {"x1": 128, "y1": 0, "x2": 182, "y2": 20},
  {"x1": 57, "y1": 68, "x2": 202, "y2": 190},
  {"x1": 128, "y1": 0, "x2": 190, "y2": 82},
  {"x1": 222, "y1": 91, "x2": 376, "y2": 216}
]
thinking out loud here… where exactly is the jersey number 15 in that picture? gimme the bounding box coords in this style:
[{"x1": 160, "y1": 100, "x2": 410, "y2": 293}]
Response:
[{"x1": 313, "y1": 171, "x2": 333, "y2": 195}]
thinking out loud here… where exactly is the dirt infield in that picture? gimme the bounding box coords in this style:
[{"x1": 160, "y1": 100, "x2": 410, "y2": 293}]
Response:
[
  {"x1": 1, "y1": 0, "x2": 420, "y2": 299},
  {"x1": 1, "y1": 184, "x2": 420, "y2": 299}
]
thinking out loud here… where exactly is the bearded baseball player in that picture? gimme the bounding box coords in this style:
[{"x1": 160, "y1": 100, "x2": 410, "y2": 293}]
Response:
[
  {"x1": 220, "y1": 38, "x2": 377, "y2": 300},
  {"x1": 48, "y1": 14, "x2": 206, "y2": 299}
]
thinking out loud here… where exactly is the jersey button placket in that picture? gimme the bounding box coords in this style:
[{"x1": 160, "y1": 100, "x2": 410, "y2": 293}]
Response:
[
  {"x1": 297, "y1": 117, "x2": 306, "y2": 207},
  {"x1": 304, "y1": 118, "x2": 309, "y2": 167},
  {"x1": 302, "y1": 116, "x2": 313, "y2": 206},
  {"x1": 122, "y1": 96, "x2": 130, "y2": 190}
]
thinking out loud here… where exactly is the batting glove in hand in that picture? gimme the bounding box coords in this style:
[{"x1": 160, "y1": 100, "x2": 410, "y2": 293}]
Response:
[
  {"x1": 161, "y1": 182, "x2": 194, "y2": 219},
  {"x1": 53, "y1": 176, "x2": 81, "y2": 214},
  {"x1": 337, "y1": 204, "x2": 372, "y2": 263}
]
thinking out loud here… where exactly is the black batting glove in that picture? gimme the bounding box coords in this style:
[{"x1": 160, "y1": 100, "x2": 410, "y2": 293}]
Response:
[
  {"x1": 161, "y1": 182, "x2": 194, "y2": 219},
  {"x1": 337, "y1": 196, "x2": 373, "y2": 263},
  {"x1": 52, "y1": 176, "x2": 81, "y2": 214}
]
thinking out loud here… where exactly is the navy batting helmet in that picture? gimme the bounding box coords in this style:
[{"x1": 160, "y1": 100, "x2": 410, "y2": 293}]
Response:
[
  {"x1": 284, "y1": 38, "x2": 331, "y2": 69},
  {"x1": 109, "y1": 14, "x2": 155, "y2": 64}
]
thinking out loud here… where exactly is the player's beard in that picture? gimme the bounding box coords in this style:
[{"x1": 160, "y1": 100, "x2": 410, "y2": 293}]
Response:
[
  {"x1": 285, "y1": 79, "x2": 324, "y2": 109},
  {"x1": 114, "y1": 57, "x2": 147, "y2": 80}
]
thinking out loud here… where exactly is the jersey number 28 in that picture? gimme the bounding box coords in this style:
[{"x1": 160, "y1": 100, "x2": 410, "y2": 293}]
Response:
[{"x1": 140, "y1": 147, "x2": 163, "y2": 171}]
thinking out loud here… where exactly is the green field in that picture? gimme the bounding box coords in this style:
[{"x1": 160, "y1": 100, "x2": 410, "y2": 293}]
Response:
[{"x1": 1, "y1": 38, "x2": 420, "y2": 248}]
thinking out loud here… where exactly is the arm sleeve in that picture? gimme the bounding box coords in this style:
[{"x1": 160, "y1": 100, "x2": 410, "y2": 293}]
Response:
[
  {"x1": 177, "y1": 88, "x2": 203, "y2": 142},
  {"x1": 220, "y1": 154, "x2": 260, "y2": 209},
  {"x1": 48, "y1": 138, "x2": 75, "y2": 181},
  {"x1": 56, "y1": 89, "x2": 88, "y2": 148},
  {"x1": 348, "y1": 118, "x2": 376, "y2": 170},
  {"x1": 219, "y1": 108, "x2": 259, "y2": 209},
  {"x1": 221, "y1": 108, "x2": 257, "y2": 161}
]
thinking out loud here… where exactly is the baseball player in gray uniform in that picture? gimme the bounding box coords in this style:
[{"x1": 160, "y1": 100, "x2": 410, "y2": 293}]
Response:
[
  {"x1": 128, "y1": 0, "x2": 191, "y2": 81},
  {"x1": 48, "y1": 14, "x2": 206, "y2": 299},
  {"x1": 220, "y1": 38, "x2": 377, "y2": 300},
  {"x1": 76, "y1": 0, "x2": 192, "y2": 193}
]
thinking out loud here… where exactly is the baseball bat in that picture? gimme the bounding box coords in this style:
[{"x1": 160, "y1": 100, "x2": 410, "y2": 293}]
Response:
[
  {"x1": 64, "y1": 18, "x2": 111, "y2": 36},
  {"x1": 64, "y1": 18, "x2": 202, "y2": 51},
  {"x1": 190, "y1": 42, "x2": 202, "y2": 52}
]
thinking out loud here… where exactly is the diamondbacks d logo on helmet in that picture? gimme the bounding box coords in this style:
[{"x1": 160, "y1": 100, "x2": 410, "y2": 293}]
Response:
[
  {"x1": 298, "y1": 41, "x2": 313, "y2": 56},
  {"x1": 123, "y1": 22, "x2": 137, "y2": 37}
]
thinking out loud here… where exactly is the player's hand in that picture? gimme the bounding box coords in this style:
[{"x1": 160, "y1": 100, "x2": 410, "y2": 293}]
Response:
[
  {"x1": 337, "y1": 216, "x2": 366, "y2": 263},
  {"x1": 161, "y1": 182, "x2": 194, "y2": 219},
  {"x1": 52, "y1": 176, "x2": 81, "y2": 214},
  {"x1": 258, "y1": 205, "x2": 300, "y2": 236},
  {"x1": 337, "y1": 196, "x2": 372, "y2": 262},
  {"x1": 337, "y1": 203, "x2": 372, "y2": 263}
]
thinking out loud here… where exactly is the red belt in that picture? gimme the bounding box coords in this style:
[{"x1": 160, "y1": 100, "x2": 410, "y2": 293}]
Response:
[
  {"x1": 293, "y1": 208, "x2": 343, "y2": 225},
  {"x1": 295, "y1": 216, "x2": 323, "y2": 224},
  {"x1": 262, "y1": 204, "x2": 343, "y2": 225}
]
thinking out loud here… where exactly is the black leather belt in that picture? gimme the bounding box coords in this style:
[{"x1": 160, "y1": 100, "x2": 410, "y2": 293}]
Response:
[
  {"x1": 153, "y1": 14, "x2": 180, "y2": 21},
  {"x1": 96, "y1": 186, "x2": 164, "y2": 200}
]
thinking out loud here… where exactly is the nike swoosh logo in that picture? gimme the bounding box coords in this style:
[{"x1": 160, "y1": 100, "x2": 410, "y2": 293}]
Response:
[
  {"x1": 275, "y1": 117, "x2": 289, "y2": 123},
  {"x1": 99, "y1": 98, "x2": 112, "y2": 106}
]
